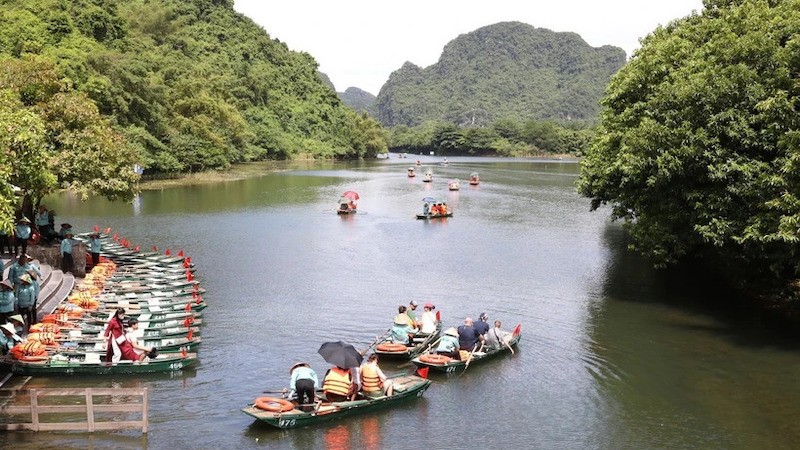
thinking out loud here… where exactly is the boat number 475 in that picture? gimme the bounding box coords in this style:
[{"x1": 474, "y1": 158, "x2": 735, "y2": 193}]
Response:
[{"x1": 278, "y1": 419, "x2": 296, "y2": 428}]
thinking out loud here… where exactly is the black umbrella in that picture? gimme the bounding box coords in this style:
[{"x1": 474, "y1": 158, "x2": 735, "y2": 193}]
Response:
[{"x1": 318, "y1": 341, "x2": 363, "y2": 368}]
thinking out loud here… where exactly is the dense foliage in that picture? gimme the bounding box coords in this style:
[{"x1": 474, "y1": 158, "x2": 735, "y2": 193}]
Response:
[
  {"x1": 0, "y1": 0, "x2": 388, "y2": 229},
  {"x1": 375, "y1": 22, "x2": 625, "y2": 128},
  {"x1": 339, "y1": 87, "x2": 376, "y2": 116},
  {"x1": 390, "y1": 119, "x2": 595, "y2": 157},
  {"x1": 578, "y1": 0, "x2": 800, "y2": 284}
]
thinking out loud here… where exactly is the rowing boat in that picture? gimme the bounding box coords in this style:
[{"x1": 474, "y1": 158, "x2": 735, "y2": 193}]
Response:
[
  {"x1": 2, "y1": 352, "x2": 199, "y2": 375},
  {"x1": 242, "y1": 374, "x2": 431, "y2": 429},
  {"x1": 411, "y1": 331, "x2": 521, "y2": 373},
  {"x1": 416, "y1": 213, "x2": 453, "y2": 219}
]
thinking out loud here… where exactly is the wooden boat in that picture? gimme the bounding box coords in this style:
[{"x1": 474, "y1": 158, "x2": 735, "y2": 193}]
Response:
[
  {"x1": 85, "y1": 309, "x2": 202, "y2": 323},
  {"x1": 3, "y1": 352, "x2": 199, "y2": 375},
  {"x1": 411, "y1": 330, "x2": 521, "y2": 374},
  {"x1": 448, "y1": 180, "x2": 461, "y2": 191},
  {"x1": 416, "y1": 213, "x2": 453, "y2": 220},
  {"x1": 469, "y1": 173, "x2": 480, "y2": 185},
  {"x1": 55, "y1": 335, "x2": 202, "y2": 354},
  {"x1": 407, "y1": 167, "x2": 416, "y2": 177},
  {"x1": 374, "y1": 322, "x2": 441, "y2": 360},
  {"x1": 242, "y1": 374, "x2": 431, "y2": 429},
  {"x1": 422, "y1": 172, "x2": 433, "y2": 182}
]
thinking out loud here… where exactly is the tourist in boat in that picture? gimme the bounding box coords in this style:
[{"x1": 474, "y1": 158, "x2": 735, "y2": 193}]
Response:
[
  {"x1": 423, "y1": 202, "x2": 430, "y2": 217},
  {"x1": 440, "y1": 203, "x2": 449, "y2": 215},
  {"x1": 419, "y1": 303, "x2": 437, "y2": 335},
  {"x1": 126, "y1": 318, "x2": 156, "y2": 361},
  {"x1": 0, "y1": 280, "x2": 15, "y2": 324},
  {"x1": 60, "y1": 232, "x2": 76, "y2": 274},
  {"x1": 13, "y1": 217, "x2": 31, "y2": 257},
  {"x1": 430, "y1": 203, "x2": 441, "y2": 216},
  {"x1": 474, "y1": 312, "x2": 491, "y2": 343},
  {"x1": 457, "y1": 317, "x2": 484, "y2": 352},
  {"x1": 390, "y1": 306, "x2": 417, "y2": 345},
  {"x1": 407, "y1": 300, "x2": 421, "y2": 328},
  {"x1": 359, "y1": 354, "x2": 393, "y2": 398},
  {"x1": 436, "y1": 327, "x2": 460, "y2": 359},
  {"x1": 16, "y1": 274, "x2": 37, "y2": 329},
  {"x1": 288, "y1": 362, "x2": 319, "y2": 410},
  {"x1": 484, "y1": 320, "x2": 512, "y2": 350},
  {"x1": 88, "y1": 232, "x2": 102, "y2": 267},
  {"x1": 104, "y1": 307, "x2": 138, "y2": 363},
  {"x1": 322, "y1": 366, "x2": 358, "y2": 402}
]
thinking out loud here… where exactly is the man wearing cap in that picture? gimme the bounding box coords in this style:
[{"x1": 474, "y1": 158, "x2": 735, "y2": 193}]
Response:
[
  {"x1": 60, "y1": 232, "x2": 76, "y2": 274},
  {"x1": 0, "y1": 279, "x2": 15, "y2": 324},
  {"x1": 474, "y1": 312, "x2": 491, "y2": 341},
  {"x1": 436, "y1": 327, "x2": 460, "y2": 359},
  {"x1": 16, "y1": 274, "x2": 37, "y2": 328},
  {"x1": 288, "y1": 362, "x2": 319, "y2": 410},
  {"x1": 0, "y1": 322, "x2": 21, "y2": 355},
  {"x1": 14, "y1": 217, "x2": 32, "y2": 256},
  {"x1": 407, "y1": 300, "x2": 421, "y2": 328}
]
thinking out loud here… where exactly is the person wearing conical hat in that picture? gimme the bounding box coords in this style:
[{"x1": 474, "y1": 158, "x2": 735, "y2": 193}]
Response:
[
  {"x1": 435, "y1": 327, "x2": 460, "y2": 359},
  {"x1": 0, "y1": 222, "x2": 11, "y2": 256},
  {"x1": 288, "y1": 362, "x2": 319, "y2": 410},
  {"x1": 14, "y1": 217, "x2": 31, "y2": 257},
  {"x1": 8, "y1": 253, "x2": 33, "y2": 290},
  {"x1": 88, "y1": 232, "x2": 102, "y2": 268},
  {"x1": 0, "y1": 279, "x2": 15, "y2": 324},
  {"x1": 389, "y1": 305, "x2": 417, "y2": 345},
  {"x1": 0, "y1": 322, "x2": 21, "y2": 355},
  {"x1": 60, "y1": 232, "x2": 76, "y2": 274},
  {"x1": 8, "y1": 314, "x2": 26, "y2": 338},
  {"x1": 16, "y1": 274, "x2": 37, "y2": 330}
]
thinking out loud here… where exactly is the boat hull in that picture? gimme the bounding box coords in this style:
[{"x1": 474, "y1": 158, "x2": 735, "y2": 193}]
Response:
[
  {"x1": 411, "y1": 333, "x2": 521, "y2": 373},
  {"x1": 4, "y1": 353, "x2": 198, "y2": 375},
  {"x1": 416, "y1": 213, "x2": 453, "y2": 219},
  {"x1": 242, "y1": 375, "x2": 431, "y2": 429}
]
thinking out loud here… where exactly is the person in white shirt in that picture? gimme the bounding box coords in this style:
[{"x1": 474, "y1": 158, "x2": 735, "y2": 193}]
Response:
[
  {"x1": 126, "y1": 318, "x2": 155, "y2": 361},
  {"x1": 419, "y1": 303, "x2": 438, "y2": 334}
]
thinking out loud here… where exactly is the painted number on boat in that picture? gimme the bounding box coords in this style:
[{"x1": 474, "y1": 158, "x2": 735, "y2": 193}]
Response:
[
  {"x1": 169, "y1": 362, "x2": 184, "y2": 370},
  {"x1": 278, "y1": 419, "x2": 296, "y2": 428},
  {"x1": 446, "y1": 366, "x2": 457, "y2": 373}
]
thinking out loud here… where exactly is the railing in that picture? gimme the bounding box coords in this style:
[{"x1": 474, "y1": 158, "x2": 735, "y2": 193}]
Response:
[{"x1": 0, "y1": 387, "x2": 148, "y2": 433}]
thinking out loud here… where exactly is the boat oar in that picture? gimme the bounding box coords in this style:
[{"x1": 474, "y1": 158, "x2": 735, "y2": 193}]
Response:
[
  {"x1": 421, "y1": 336, "x2": 442, "y2": 355},
  {"x1": 361, "y1": 329, "x2": 391, "y2": 355},
  {"x1": 503, "y1": 337, "x2": 515, "y2": 355},
  {"x1": 463, "y1": 343, "x2": 479, "y2": 370}
]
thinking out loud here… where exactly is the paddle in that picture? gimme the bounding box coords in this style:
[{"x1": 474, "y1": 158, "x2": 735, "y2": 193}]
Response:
[
  {"x1": 463, "y1": 343, "x2": 479, "y2": 371},
  {"x1": 360, "y1": 329, "x2": 391, "y2": 355},
  {"x1": 503, "y1": 337, "x2": 515, "y2": 355},
  {"x1": 421, "y1": 336, "x2": 442, "y2": 355}
]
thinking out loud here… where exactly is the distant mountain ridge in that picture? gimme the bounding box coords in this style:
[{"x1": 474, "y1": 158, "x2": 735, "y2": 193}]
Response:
[
  {"x1": 374, "y1": 21, "x2": 626, "y2": 127},
  {"x1": 338, "y1": 87, "x2": 376, "y2": 115}
]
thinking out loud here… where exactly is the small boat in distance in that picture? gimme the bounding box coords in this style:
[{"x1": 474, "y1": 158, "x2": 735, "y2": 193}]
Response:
[
  {"x1": 422, "y1": 171, "x2": 433, "y2": 182},
  {"x1": 407, "y1": 167, "x2": 416, "y2": 177},
  {"x1": 448, "y1": 179, "x2": 460, "y2": 191},
  {"x1": 337, "y1": 191, "x2": 359, "y2": 214},
  {"x1": 469, "y1": 172, "x2": 480, "y2": 185}
]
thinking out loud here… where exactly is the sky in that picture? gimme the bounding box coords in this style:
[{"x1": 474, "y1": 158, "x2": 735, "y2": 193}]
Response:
[{"x1": 233, "y1": 0, "x2": 705, "y2": 96}]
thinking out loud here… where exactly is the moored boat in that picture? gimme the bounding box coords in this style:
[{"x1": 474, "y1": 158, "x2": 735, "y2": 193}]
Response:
[
  {"x1": 241, "y1": 374, "x2": 431, "y2": 429},
  {"x1": 3, "y1": 352, "x2": 198, "y2": 375},
  {"x1": 411, "y1": 327, "x2": 521, "y2": 373}
]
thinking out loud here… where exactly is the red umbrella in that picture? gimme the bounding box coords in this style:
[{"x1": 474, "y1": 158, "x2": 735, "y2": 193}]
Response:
[{"x1": 342, "y1": 191, "x2": 360, "y2": 200}]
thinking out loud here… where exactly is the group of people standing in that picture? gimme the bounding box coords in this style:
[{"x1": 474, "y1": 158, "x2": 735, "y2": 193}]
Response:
[
  {"x1": 435, "y1": 313, "x2": 512, "y2": 360},
  {"x1": 0, "y1": 254, "x2": 43, "y2": 355}
]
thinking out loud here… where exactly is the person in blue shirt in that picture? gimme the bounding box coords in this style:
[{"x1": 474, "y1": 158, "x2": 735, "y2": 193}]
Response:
[
  {"x1": 435, "y1": 327, "x2": 460, "y2": 359},
  {"x1": 8, "y1": 254, "x2": 33, "y2": 290},
  {"x1": 0, "y1": 225, "x2": 11, "y2": 256},
  {"x1": 14, "y1": 217, "x2": 32, "y2": 257},
  {"x1": 474, "y1": 312, "x2": 491, "y2": 345},
  {"x1": 60, "y1": 232, "x2": 76, "y2": 274},
  {"x1": 16, "y1": 274, "x2": 37, "y2": 329},
  {"x1": 88, "y1": 232, "x2": 102, "y2": 267},
  {"x1": 287, "y1": 362, "x2": 319, "y2": 410},
  {"x1": 0, "y1": 280, "x2": 15, "y2": 324},
  {"x1": 457, "y1": 317, "x2": 484, "y2": 351},
  {"x1": 0, "y1": 323, "x2": 21, "y2": 355},
  {"x1": 34, "y1": 205, "x2": 54, "y2": 243}
]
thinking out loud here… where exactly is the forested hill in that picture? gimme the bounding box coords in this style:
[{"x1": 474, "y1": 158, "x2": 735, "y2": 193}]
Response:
[
  {"x1": 0, "y1": 0, "x2": 388, "y2": 176},
  {"x1": 338, "y1": 87, "x2": 376, "y2": 115},
  {"x1": 375, "y1": 22, "x2": 626, "y2": 127}
]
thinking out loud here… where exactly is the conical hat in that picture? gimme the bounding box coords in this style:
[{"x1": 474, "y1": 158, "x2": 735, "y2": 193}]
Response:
[{"x1": 444, "y1": 327, "x2": 458, "y2": 337}]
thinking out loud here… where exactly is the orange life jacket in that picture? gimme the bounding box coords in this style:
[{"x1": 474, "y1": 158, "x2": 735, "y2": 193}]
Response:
[
  {"x1": 360, "y1": 364, "x2": 382, "y2": 392},
  {"x1": 323, "y1": 367, "x2": 352, "y2": 397}
]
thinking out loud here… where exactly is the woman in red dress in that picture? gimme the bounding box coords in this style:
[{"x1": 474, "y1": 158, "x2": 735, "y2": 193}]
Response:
[{"x1": 104, "y1": 308, "x2": 138, "y2": 362}]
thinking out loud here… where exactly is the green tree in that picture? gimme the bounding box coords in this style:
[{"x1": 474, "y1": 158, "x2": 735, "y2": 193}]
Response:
[{"x1": 578, "y1": 0, "x2": 800, "y2": 282}]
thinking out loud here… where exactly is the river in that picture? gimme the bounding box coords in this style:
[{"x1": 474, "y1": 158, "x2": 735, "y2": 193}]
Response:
[{"x1": 5, "y1": 156, "x2": 799, "y2": 449}]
